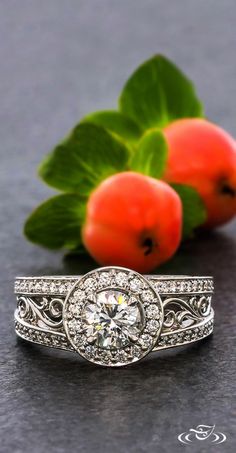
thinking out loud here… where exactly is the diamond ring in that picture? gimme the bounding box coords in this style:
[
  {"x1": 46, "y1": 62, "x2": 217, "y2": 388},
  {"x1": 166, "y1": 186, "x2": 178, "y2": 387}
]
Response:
[{"x1": 14, "y1": 266, "x2": 214, "y2": 367}]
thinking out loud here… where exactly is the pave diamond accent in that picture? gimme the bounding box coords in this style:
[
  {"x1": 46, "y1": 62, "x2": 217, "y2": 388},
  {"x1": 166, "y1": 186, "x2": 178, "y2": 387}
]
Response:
[
  {"x1": 146, "y1": 319, "x2": 160, "y2": 334},
  {"x1": 155, "y1": 319, "x2": 214, "y2": 350},
  {"x1": 14, "y1": 276, "x2": 214, "y2": 296},
  {"x1": 141, "y1": 290, "x2": 155, "y2": 303},
  {"x1": 63, "y1": 267, "x2": 163, "y2": 367},
  {"x1": 15, "y1": 317, "x2": 214, "y2": 354},
  {"x1": 150, "y1": 278, "x2": 214, "y2": 294},
  {"x1": 115, "y1": 271, "x2": 128, "y2": 286},
  {"x1": 130, "y1": 277, "x2": 143, "y2": 292},
  {"x1": 146, "y1": 305, "x2": 160, "y2": 319},
  {"x1": 139, "y1": 334, "x2": 153, "y2": 350},
  {"x1": 98, "y1": 272, "x2": 112, "y2": 287}
]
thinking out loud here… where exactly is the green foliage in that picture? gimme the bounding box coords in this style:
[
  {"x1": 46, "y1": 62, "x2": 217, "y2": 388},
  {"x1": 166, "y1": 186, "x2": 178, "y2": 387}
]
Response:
[
  {"x1": 24, "y1": 194, "x2": 85, "y2": 249},
  {"x1": 25, "y1": 55, "x2": 206, "y2": 250},
  {"x1": 130, "y1": 129, "x2": 168, "y2": 178},
  {"x1": 171, "y1": 184, "x2": 207, "y2": 239},
  {"x1": 119, "y1": 55, "x2": 203, "y2": 129},
  {"x1": 39, "y1": 123, "x2": 130, "y2": 196},
  {"x1": 83, "y1": 110, "x2": 143, "y2": 143}
]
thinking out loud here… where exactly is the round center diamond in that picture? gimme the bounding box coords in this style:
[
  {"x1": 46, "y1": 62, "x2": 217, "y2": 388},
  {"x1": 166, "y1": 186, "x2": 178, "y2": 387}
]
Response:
[{"x1": 82, "y1": 290, "x2": 144, "y2": 350}]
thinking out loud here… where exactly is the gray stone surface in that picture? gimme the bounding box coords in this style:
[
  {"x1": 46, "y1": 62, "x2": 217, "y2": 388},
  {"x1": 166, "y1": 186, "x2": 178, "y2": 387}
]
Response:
[{"x1": 0, "y1": 1, "x2": 235, "y2": 452}]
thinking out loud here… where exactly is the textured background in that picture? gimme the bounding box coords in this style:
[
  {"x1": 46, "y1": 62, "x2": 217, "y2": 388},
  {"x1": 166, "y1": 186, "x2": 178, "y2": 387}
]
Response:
[{"x1": 0, "y1": 1, "x2": 235, "y2": 452}]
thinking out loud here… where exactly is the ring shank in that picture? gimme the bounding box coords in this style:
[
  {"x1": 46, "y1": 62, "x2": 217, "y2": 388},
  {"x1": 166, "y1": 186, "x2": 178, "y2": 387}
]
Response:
[
  {"x1": 14, "y1": 274, "x2": 214, "y2": 359},
  {"x1": 15, "y1": 310, "x2": 214, "y2": 354}
]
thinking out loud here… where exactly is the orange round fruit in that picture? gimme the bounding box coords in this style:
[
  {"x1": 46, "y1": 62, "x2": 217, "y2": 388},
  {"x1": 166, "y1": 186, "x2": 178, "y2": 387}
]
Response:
[
  {"x1": 82, "y1": 172, "x2": 182, "y2": 273},
  {"x1": 163, "y1": 118, "x2": 236, "y2": 228}
]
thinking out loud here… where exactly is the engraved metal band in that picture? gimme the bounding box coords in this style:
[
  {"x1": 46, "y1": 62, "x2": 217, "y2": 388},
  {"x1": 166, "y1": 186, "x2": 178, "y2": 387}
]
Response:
[{"x1": 14, "y1": 266, "x2": 214, "y2": 367}]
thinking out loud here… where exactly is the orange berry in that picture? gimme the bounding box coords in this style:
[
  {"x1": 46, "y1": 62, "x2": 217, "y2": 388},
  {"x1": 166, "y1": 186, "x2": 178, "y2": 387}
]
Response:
[
  {"x1": 163, "y1": 119, "x2": 236, "y2": 228},
  {"x1": 82, "y1": 172, "x2": 182, "y2": 273}
]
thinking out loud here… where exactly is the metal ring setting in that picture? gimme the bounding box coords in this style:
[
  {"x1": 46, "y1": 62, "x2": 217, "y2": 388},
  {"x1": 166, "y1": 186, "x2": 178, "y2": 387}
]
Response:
[{"x1": 14, "y1": 266, "x2": 214, "y2": 367}]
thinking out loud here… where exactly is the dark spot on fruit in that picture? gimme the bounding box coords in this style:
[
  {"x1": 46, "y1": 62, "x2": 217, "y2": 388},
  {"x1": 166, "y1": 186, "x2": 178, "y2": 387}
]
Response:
[
  {"x1": 142, "y1": 237, "x2": 156, "y2": 256},
  {"x1": 220, "y1": 183, "x2": 236, "y2": 197}
]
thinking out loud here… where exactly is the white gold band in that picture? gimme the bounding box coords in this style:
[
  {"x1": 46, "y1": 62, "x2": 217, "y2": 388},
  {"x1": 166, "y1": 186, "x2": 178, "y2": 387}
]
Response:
[{"x1": 14, "y1": 267, "x2": 214, "y2": 367}]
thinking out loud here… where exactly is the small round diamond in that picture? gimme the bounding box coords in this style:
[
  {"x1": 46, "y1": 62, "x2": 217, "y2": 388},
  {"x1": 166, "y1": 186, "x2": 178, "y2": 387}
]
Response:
[
  {"x1": 59, "y1": 284, "x2": 66, "y2": 294},
  {"x1": 169, "y1": 282, "x2": 177, "y2": 292},
  {"x1": 73, "y1": 335, "x2": 85, "y2": 347},
  {"x1": 192, "y1": 281, "x2": 198, "y2": 292},
  {"x1": 50, "y1": 283, "x2": 57, "y2": 293},
  {"x1": 69, "y1": 304, "x2": 82, "y2": 318},
  {"x1": 35, "y1": 282, "x2": 41, "y2": 292},
  {"x1": 198, "y1": 280, "x2": 204, "y2": 291},
  {"x1": 74, "y1": 290, "x2": 86, "y2": 301},
  {"x1": 130, "y1": 345, "x2": 142, "y2": 359},
  {"x1": 130, "y1": 277, "x2": 143, "y2": 292},
  {"x1": 146, "y1": 319, "x2": 159, "y2": 334},
  {"x1": 28, "y1": 281, "x2": 34, "y2": 292},
  {"x1": 179, "y1": 282, "x2": 186, "y2": 292},
  {"x1": 113, "y1": 350, "x2": 128, "y2": 363},
  {"x1": 139, "y1": 334, "x2": 153, "y2": 350},
  {"x1": 115, "y1": 272, "x2": 128, "y2": 286},
  {"x1": 42, "y1": 282, "x2": 49, "y2": 293},
  {"x1": 84, "y1": 345, "x2": 96, "y2": 358},
  {"x1": 159, "y1": 282, "x2": 167, "y2": 293},
  {"x1": 99, "y1": 351, "x2": 112, "y2": 364},
  {"x1": 146, "y1": 304, "x2": 160, "y2": 319},
  {"x1": 68, "y1": 319, "x2": 79, "y2": 335},
  {"x1": 98, "y1": 272, "x2": 112, "y2": 287},
  {"x1": 84, "y1": 278, "x2": 97, "y2": 292},
  {"x1": 186, "y1": 282, "x2": 192, "y2": 292},
  {"x1": 141, "y1": 290, "x2": 154, "y2": 303}
]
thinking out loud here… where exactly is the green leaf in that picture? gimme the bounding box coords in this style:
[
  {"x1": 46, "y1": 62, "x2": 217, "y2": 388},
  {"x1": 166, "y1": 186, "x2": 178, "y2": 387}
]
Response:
[
  {"x1": 83, "y1": 110, "x2": 143, "y2": 143},
  {"x1": 130, "y1": 129, "x2": 168, "y2": 178},
  {"x1": 39, "y1": 123, "x2": 130, "y2": 195},
  {"x1": 24, "y1": 194, "x2": 85, "y2": 249},
  {"x1": 119, "y1": 55, "x2": 203, "y2": 129},
  {"x1": 171, "y1": 184, "x2": 207, "y2": 238}
]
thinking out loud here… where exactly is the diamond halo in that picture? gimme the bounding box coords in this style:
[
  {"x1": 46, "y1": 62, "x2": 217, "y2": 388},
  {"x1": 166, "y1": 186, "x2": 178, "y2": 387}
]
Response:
[{"x1": 63, "y1": 267, "x2": 163, "y2": 367}]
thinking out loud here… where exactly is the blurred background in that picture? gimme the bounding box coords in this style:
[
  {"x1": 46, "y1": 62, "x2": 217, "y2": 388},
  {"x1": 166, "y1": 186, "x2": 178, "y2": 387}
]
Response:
[
  {"x1": 1, "y1": 0, "x2": 236, "y2": 275},
  {"x1": 0, "y1": 1, "x2": 235, "y2": 452}
]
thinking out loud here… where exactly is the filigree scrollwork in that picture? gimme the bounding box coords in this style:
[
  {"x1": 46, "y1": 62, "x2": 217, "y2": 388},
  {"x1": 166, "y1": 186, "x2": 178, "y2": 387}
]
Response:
[
  {"x1": 162, "y1": 295, "x2": 212, "y2": 331},
  {"x1": 189, "y1": 295, "x2": 212, "y2": 317},
  {"x1": 17, "y1": 296, "x2": 64, "y2": 330}
]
